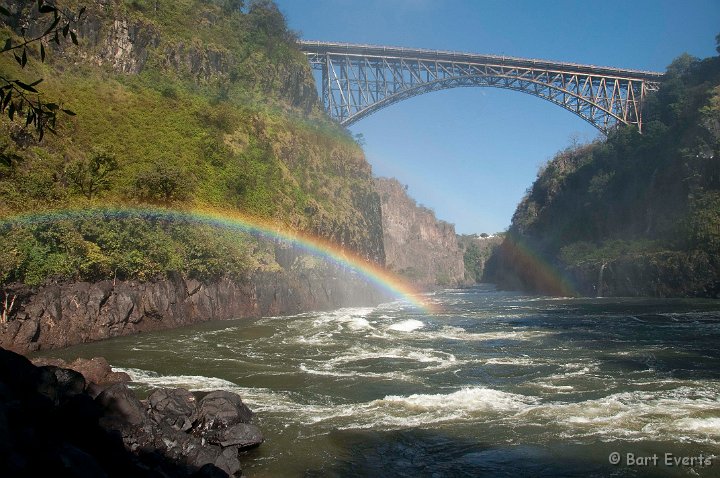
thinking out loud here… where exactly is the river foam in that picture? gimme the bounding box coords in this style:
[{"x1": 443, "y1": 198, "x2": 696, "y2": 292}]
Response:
[{"x1": 119, "y1": 362, "x2": 720, "y2": 447}]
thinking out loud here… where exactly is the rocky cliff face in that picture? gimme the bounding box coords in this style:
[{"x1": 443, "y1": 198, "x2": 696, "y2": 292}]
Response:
[
  {"x1": 7, "y1": 0, "x2": 319, "y2": 112},
  {"x1": 0, "y1": 245, "x2": 390, "y2": 354},
  {"x1": 0, "y1": 1, "x2": 392, "y2": 353},
  {"x1": 374, "y1": 178, "x2": 465, "y2": 288},
  {"x1": 486, "y1": 50, "x2": 720, "y2": 298}
]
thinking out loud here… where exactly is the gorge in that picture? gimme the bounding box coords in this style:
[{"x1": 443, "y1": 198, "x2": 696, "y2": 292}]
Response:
[{"x1": 1, "y1": 1, "x2": 720, "y2": 477}]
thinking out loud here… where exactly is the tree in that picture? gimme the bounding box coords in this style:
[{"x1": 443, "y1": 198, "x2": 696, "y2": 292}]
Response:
[
  {"x1": 0, "y1": 1, "x2": 85, "y2": 140},
  {"x1": 222, "y1": 0, "x2": 244, "y2": 13},
  {"x1": 67, "y1": 148, "x2": 118, "y2": 199},
  {"x1": 248, "y1": 0, "x2": 291, "y2": 39},
  {"x1": 133, "y1": 162, "x2": 194, "y2": 203}
]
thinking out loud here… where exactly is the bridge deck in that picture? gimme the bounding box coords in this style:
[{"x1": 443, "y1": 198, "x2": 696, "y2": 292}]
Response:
[{"x1": 298, "y1": 40, "x2": 664, "y2": 82}]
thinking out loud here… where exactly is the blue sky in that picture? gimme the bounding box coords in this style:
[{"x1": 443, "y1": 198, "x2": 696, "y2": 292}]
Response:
[{"x1": 274, "y1": 0, "x2": 720, "y2": 234}]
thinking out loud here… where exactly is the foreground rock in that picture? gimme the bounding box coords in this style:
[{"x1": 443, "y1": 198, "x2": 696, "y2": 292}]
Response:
[
  {"x1": 32, "y1": 356, "x2": 132, "y2": 387},
  {"x1": 0, "y1": 347, "x2": 262, "y2": 477}
]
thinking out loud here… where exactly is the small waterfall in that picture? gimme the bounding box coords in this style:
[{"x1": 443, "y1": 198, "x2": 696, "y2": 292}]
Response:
[{"x1": 596, "y1": 262, "x2": 607, "y2": 297}]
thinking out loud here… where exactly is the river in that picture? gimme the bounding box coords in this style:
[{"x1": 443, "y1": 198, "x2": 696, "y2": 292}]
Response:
[{"x1": 39, "y1": 285, "x2": 720, "y2": 477}]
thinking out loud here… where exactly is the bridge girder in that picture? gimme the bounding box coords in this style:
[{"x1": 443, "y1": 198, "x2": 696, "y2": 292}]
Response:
[{"x1": 299, "y1": 41, "x2": 663, "y2": 134}]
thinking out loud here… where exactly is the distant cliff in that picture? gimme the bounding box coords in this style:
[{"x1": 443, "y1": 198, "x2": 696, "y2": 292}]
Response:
[
  {"x1": 457, "y1": 234, "x2": 503, "y2": 284},
  {"x1": 374, "y1": 178, "x2": 465, "y2": 288},
  {"x1": 486, "y1": 47, "x2": 720, "y2": 298}
]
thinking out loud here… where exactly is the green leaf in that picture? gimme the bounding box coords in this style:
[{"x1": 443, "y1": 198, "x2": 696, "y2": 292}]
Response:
[
  {"x1": 45, "y1": 102, "x2": 59, "y2": 110},
  {"x1": 62, "y1": 109, "x2": 77, "y2": 116},
  {"x1": 13, "y1": 52, "x2": 22, "y2": 65},
  {"x1": 2, "y1": 90, "x2": 11, "y2": 110},
  {"x1": 0, "y1": 6, "x2": 10, "y2": 16},
  {"x1": 2, "y1": 38, "x2": 11, "y2": 52},
  {"x1": 38, "y1": 4, "x2": 56, "y2": 13},
  {"x1": 21, "y1": 48, "x2": 27, "y2": 67},
  {"x1": 70, "y1": 30, "x2": 78, "y2": 45},
  {"x1": 8, "y1": 102, "x2": 15, "y2": 121},
  {"x1": 43, "y1": 15, "x2": 60, "y2": 36},
  {"x1": 40, "y1": 43, "x2": 45, "y2": 62},
  {"x1": 63, "y1": 23, "x2": 69, "y2": 38},
  {"x1": 14, "y1": 81, "x2": 38, "y2": 93},
  {"x1": 29, "y1": 79, "x2": 44, "y2": 87}
]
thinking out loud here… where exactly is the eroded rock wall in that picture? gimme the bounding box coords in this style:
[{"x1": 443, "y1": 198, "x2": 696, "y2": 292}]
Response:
[
  {"x1": 1, "y1": 246, "x2": 389, "y2": 354},
  {"x1": 374, "y1": 178, "x2": 465, "y2": 288}
]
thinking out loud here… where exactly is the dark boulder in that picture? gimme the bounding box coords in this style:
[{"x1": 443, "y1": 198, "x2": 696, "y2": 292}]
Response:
[
  {"x1": 52, "y1": 367, "x2": 87, "y2": 402},
  {"x1": 216, "y1": 423, "x2": 264, "y2": 450},
  {"x1": 54, "y1": 443, "x2": 108, "y2": 478},
  {"x1": 0, "y1": 347, "x2": 256, "y2": 477},
  {"x1": 196, "y1": 390, "x2": 253, "y2": 431},
  {"x1": 147, "y1": 388, "x2": 197, "y2": 432},
  {"x1": 0, "y1": 347, "x2": 40, "y2": 392},
  {"x1": 32, "y1": 356, "x2": 131, "y2": 388},
  {"x1": 191, "y1": 463, "x2": 233, "y2": 478},
  {"x1": 34, "y1": 365, "x2": 86, "y2": 407},
  {"x1": 69, "y1": 357, "x2": 132, "y2": 385},
  {"x1": 96, "y1": 383, "x2": 148, "y2": 428},
  {"x1": 215, "y1": 446, "x2": 242, "y2": 476}
]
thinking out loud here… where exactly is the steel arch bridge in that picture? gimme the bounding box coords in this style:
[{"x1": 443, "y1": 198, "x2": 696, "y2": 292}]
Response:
[{"x1": 298, "y1": 41, "x2": 663, "y2": 134}]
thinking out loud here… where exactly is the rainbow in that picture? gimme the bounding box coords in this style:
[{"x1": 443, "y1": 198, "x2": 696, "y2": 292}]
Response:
[
  {"x1": 496, "y1": 234, "x2": 577, "y2": 297},
  {"x1": 0, "y1": 206, "x2": 434, "y2": 311}
]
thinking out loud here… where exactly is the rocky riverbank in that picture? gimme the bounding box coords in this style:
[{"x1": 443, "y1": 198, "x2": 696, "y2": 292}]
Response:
[
  {"x1": 486, "y1": 241, "x2": 720, "y2": 298},
  {"x1": 0, "y1": 250, "x2": 390, "y2": 354},
  {"x1": 0, "y1": 347, "x2": 261, "y2": 477},
  {"x1": 565, "y1": 250, "x2": 720, "y2": 298}
]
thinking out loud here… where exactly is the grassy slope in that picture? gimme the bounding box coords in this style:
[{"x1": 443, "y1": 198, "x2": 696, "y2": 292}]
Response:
[{"x1": 0, "y1": 0, "x2": 380, "y2": 285}]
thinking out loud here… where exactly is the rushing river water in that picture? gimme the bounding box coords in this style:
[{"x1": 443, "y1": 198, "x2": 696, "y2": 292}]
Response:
[{"x1": 40, "y1": 286, "x2": 720, "y2": 477}]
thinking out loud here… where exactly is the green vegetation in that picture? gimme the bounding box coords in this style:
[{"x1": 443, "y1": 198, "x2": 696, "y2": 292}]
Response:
[
  {"x1": 494, "y1": 37, "x2": 720, "y2": 295},
  {"x1": 0, "y1": 0, "x2": 382, "y2": 287},
  {"x1": 0, "y1": 216, "x2": 258, "y2": 285},
  {"x1": 457, "y1": 233, "x2": 503, "y2": 283}
]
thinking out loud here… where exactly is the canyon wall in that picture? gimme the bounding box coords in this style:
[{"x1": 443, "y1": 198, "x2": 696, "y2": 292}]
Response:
[{"x1": 374, "y1": 178, "x2": 465, "y2": 288}]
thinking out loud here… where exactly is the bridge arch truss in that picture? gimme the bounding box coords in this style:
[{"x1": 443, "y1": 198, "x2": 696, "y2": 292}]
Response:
[{"x1": 299, "y1": 41, "x2": 663, "y2": 134}]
